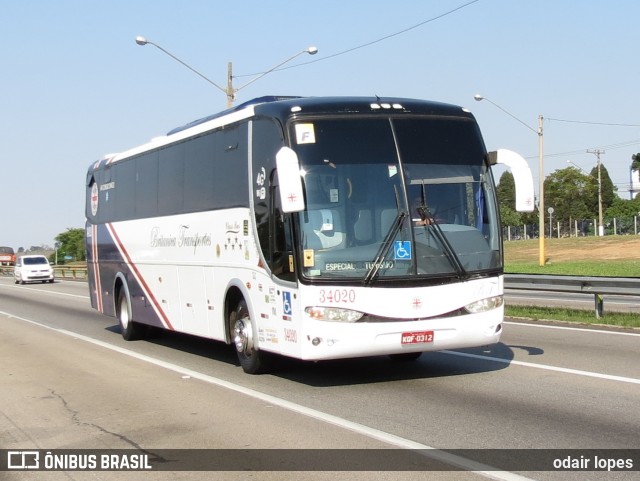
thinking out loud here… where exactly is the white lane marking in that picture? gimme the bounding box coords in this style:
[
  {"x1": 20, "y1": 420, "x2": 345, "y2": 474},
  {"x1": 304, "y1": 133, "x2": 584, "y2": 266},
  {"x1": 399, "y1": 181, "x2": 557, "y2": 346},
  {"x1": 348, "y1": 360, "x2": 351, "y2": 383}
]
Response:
[
  {"x1": 0, "y1": 310, "x2": 532, "y2": 481},
  {"x1": 504, "y1": 320, "x2": 640, "y2": 337},
  {"x1": 442, "y1": 350, "x2": 640, "y2": 385},
  {"x1": 0, "y1": 283, "x2": 89, "y2": 300}
]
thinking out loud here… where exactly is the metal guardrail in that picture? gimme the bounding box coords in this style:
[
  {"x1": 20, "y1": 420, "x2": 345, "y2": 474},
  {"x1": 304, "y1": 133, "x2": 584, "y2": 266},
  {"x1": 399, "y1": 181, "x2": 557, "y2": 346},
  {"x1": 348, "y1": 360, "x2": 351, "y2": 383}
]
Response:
[
  {"x1": 2, "y1": 267, "x2": 636, "y2": 317},
  {"x1": 0, "y1": 266, "x2": 88, "y2": 281},
  {"x1": 53, "y1": 266, "x2": 88, "y2": 280},
  {"x1": 504, "y1": 274, "x2": 640, "y2": 318}
]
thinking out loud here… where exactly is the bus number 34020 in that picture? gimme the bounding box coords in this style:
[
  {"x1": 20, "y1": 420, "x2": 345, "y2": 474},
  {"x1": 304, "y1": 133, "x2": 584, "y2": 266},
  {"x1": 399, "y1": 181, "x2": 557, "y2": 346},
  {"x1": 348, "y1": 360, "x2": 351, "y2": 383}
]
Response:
[{"x1": 318, "y1": 289, "x2": 356, "y2": 304}]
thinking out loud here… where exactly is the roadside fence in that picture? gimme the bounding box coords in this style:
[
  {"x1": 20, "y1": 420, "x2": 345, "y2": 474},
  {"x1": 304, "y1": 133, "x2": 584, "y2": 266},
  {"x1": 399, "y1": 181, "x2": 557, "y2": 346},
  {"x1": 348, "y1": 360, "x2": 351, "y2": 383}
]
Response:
[{"x1": 503, "y1": 215, "x2": 640, "y2": 240}]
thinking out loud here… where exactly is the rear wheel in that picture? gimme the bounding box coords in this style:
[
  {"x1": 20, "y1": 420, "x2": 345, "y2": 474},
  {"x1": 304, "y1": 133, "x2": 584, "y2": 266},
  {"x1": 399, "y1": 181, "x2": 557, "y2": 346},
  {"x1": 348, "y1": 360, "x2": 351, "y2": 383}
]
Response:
[
  {"x1": 230, "y1": 299, "x2": 268, "y2": 374},
  {"x1": 117, "y1": 288, "x2": 146, "y2": 341}
]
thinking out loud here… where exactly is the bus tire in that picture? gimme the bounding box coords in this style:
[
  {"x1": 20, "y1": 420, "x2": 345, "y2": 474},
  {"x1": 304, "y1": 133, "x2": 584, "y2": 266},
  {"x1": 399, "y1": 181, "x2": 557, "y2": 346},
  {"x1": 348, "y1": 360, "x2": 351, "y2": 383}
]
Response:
[
  {"x1": 117, "y1": 287, "x2": 145, "y2": 341},
  {"x1": 230, "y1": 299, "x2": 267, "y2": 374},
  {"x1": 389, "y1": 352, "x2": 422, "y2": 362}
]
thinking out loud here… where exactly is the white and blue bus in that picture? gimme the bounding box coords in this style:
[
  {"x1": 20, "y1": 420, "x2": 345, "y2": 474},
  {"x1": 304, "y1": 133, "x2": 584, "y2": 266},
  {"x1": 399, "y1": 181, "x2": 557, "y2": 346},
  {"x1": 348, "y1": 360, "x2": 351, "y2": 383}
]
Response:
[{"x1": 85, "y1": 96, "x2": 533, "y2": 373}]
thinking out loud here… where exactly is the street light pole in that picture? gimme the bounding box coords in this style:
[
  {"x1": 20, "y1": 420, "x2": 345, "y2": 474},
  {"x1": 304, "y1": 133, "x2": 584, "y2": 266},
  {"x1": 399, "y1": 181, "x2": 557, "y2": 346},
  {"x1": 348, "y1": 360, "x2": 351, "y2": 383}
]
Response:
[
  {"x1": 537, "y1": 114, "x2": 544, "y2": 266},
  {"x1": 230, "y1": 46, "x2": 318, "y2": 99},
  {"x1": 135, "y1": 36, "x2": 228, "y2": 97},
  {"x1": 135, "y1": 36, "x2": 317, "y2": 108},
  {"x1": 474, "y1": 95, "x2": 546, "y2": 266}
]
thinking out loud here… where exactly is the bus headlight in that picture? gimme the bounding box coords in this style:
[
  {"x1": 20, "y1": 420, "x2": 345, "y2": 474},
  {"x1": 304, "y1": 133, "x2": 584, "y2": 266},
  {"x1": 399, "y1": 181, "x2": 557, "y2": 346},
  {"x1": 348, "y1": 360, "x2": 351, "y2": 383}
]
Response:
[
  {"x1": 464, "y1": 295, "x2": 504, "y2": 314},
  {"x1": 305, "y1": 306, "x2": 364, "y2": 323}
]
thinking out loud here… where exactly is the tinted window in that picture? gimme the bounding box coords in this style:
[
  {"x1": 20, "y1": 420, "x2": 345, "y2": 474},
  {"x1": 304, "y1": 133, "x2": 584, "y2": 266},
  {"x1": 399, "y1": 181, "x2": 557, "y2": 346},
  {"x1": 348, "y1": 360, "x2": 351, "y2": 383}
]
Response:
[
  {"x1": 86, "y1": 121, "x2": 250, "y2": 223},
  {"x1": 114, "y1": 159, "x2": 135, "y2": 221},
  {"x1": 24, "y1": 257, "x2": 48, "y2": 265},
  {"x1": 158, "y1": 143, "x2": 184, "y2": 216},
  {"x1": 136, "y1": 151, "x2": 159, "y2": 218},
  {"x1": 214, "y1": 123, "x2": 249, "y2": 208},
  {"x1": 184, "y1": 133, "x2": 215, "y2": 212}
]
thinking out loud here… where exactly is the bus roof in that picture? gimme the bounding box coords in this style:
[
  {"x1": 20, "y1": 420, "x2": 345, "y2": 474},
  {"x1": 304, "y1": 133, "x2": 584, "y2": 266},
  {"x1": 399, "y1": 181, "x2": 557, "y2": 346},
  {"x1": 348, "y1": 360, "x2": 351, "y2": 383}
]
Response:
[
  {"x1": 252, "y1": 96, "x2": 473, "y2": 120},
  {"x1": 89, "y1": 96, "x2": 474, "y2": 170},
  {"x1": 167, "y1": 96, "x2": 473, "y2": 135}
]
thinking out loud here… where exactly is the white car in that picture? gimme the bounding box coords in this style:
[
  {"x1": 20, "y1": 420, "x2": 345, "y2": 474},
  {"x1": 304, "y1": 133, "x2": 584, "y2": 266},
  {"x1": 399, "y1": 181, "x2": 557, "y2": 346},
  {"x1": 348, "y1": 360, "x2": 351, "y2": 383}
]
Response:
[{"x1": 14, "y1": 255, "x2": 54, "y2": 284}]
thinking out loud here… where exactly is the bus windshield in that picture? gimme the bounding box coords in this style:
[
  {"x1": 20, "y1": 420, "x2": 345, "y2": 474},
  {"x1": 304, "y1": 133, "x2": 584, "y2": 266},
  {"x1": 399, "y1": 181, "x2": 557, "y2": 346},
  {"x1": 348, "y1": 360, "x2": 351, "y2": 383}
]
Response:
[{"x1": 290, "y1": 116, "x2": 500, "y2": 282}]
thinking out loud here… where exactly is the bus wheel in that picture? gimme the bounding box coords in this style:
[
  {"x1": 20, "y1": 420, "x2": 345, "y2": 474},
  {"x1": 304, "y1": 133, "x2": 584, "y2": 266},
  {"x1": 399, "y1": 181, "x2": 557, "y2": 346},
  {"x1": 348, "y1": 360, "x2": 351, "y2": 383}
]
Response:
[
  {"x1": 230, "y1": 299, "x2": 266, "y2": 374},
  {"x1": 389, "y1": 352, "x2": 422, "y2": 362},
  {"x1": 117, "y1": 288, "x2": 145, "y2": 341}
]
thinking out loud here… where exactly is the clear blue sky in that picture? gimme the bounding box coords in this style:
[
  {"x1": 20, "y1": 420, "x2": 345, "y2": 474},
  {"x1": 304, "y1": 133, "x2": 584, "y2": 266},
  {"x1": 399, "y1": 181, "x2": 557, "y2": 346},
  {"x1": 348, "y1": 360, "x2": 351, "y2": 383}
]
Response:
[{"x1": 2, "y1": 0, "x2": 639, "y2": 251}]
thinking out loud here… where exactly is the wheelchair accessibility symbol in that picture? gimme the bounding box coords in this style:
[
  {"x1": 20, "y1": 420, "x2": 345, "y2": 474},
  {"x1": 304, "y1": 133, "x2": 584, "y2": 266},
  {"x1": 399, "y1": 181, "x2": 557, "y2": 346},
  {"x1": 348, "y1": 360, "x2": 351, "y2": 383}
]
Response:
[
  {"x1": 394, "y1": 241, "x2": 412, "y2": 260},
  {"x1": 282, "y1": 291, "x2": 292, "y2": 315}
]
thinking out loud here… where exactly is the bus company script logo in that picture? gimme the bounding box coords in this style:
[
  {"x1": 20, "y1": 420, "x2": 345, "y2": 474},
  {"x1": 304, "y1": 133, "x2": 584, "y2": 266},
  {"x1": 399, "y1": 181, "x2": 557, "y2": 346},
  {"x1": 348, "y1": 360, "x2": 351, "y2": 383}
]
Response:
[{"x1": 150, "y1": 226, "x2": 212, "y2": 253}]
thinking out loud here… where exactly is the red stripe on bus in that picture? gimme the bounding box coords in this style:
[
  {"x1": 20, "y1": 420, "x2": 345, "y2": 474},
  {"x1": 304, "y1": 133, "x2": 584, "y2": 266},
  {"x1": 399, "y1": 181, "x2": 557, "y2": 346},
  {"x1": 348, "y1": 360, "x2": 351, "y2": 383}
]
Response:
[
  {"x1": 92, "y1": 225, "x2": 103, "y2": 312},
  {"x1": 106, "y1": 223, "x2": 174, "y2": 330}
]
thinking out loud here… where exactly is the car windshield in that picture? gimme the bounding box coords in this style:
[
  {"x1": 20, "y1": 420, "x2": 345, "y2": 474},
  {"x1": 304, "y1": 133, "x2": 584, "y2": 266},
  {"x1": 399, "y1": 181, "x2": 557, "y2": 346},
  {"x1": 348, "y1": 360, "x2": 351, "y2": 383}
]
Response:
[
  {"x1": 290, "y1": 116, "x2": 501, "y2": 283},
  {"x1": 24, "y1": 257, "x2": 48, "y2": 265}
]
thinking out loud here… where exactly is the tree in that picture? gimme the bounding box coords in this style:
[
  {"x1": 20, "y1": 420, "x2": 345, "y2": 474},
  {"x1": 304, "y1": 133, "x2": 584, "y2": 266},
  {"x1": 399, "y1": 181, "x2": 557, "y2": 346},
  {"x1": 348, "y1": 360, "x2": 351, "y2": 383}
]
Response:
[
  {"x1": 544, "y1": 167, "x2": 594, "y2": 221},
  {"x1": 496, "y1": 171, "x2": 516, "y2": 209},
  {"x1": 54, "y1": 228, "x2": 85, "y2": 263},
  {"x1": 605, "y1": 195, "x2": 640, "y2": 219},
  {"x1": 587, "y1": 163, "x2": 616, "y2": 214},
  {"x1": 496, "y1": 171, "x2": 522, "y2": 227},
  {"x1": 632, "y1": 153, "x2": 640, "y2": 172},
  {"x1": 499, "y1": 205, "x2": 523, "y2": 227}
]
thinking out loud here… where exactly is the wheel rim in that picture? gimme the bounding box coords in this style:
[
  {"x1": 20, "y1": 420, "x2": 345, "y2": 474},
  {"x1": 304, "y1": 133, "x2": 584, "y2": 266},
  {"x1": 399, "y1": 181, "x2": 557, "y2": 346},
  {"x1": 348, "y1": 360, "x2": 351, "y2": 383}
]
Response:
[
  {"x1": 233, "y1": 318, "x2": 253, "y2": 354},
  {"x1": 119, "y1": 296, "x2": 130, "y2": 329}
]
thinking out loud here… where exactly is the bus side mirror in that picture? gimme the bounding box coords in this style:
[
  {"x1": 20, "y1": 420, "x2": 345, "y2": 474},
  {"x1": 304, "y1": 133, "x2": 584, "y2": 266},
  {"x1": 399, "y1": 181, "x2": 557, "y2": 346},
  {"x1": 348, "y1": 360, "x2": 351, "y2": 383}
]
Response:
[
  {"x1": 276, "y1": 147, "x2": 305, "y2": 213},
  {"x1": 489, "y1": 149, "x2": 535, "y2": 212}
]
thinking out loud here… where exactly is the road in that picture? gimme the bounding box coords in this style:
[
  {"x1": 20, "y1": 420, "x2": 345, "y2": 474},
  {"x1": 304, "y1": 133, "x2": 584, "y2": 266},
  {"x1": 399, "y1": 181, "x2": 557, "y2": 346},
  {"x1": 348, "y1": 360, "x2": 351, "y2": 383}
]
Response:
[{"x1": 1, "y1": 277, "x2": 638, "y2": 481}]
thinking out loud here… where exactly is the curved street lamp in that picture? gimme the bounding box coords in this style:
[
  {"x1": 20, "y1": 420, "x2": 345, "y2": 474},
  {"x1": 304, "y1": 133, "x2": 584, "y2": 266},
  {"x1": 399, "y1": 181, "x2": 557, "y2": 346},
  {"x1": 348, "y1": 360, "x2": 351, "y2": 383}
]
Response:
[{"x1": 135, "y1": 36, "x2": 317, "y2": 107}]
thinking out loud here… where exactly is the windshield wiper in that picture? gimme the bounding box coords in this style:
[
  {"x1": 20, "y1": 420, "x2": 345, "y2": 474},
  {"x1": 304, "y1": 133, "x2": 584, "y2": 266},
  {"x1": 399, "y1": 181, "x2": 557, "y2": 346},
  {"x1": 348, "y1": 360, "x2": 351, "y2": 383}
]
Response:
[
  {"x1": 363, "y1": 211, "x2": 407, "y2": 286},
  {"x1": 417, "y1": 206, "x2": 468, "y2": 280}
]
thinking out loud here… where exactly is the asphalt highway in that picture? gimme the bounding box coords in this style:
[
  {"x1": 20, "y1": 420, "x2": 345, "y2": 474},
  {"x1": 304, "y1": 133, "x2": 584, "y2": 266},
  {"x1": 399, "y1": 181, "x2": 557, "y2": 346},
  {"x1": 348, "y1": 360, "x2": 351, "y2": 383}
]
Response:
[{"x1": 1, "y1": 278, "x2": 638, "y2": 481}]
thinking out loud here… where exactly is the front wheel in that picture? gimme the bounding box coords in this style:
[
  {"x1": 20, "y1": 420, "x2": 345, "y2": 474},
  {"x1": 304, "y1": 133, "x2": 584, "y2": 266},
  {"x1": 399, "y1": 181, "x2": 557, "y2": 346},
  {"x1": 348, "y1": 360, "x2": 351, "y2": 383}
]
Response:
[{"x1": 230, "y1": 299, "x2": 268, "y2": 374}]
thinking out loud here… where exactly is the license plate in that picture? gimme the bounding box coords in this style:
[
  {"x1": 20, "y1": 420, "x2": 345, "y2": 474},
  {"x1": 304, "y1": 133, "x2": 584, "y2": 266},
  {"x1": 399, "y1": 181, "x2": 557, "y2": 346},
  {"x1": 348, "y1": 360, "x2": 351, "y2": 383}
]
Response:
[{"x1": 401, "y1": 331, "x2": 434, "y2": 344}]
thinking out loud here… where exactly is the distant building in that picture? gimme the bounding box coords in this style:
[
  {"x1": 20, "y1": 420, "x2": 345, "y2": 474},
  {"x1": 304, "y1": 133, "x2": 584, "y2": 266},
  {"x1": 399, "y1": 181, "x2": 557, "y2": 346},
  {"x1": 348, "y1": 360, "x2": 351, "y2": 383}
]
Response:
[{"x1": 631, "y1": 168, "x2": 640, "y2": 199}]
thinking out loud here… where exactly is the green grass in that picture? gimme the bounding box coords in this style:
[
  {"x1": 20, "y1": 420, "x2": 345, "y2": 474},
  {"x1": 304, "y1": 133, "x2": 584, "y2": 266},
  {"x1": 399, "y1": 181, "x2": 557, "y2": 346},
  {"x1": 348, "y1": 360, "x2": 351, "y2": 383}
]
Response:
[
  {"x1": 504, "y1": 236, "x2": 640, "y2": 327},
  {"x1": 504, "y1": 259, "x2": 640, "y2": 277},
  {"x1": 504, "y1": 236, "x2": 640, "y2": 277},
  {"x1": 506, "y1": 305, "x2": 640, "y2": 329}
]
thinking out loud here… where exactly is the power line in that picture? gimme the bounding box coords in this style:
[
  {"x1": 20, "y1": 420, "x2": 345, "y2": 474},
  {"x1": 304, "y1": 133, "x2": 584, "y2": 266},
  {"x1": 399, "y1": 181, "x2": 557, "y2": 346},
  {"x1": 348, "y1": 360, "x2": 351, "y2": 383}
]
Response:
[
  {"x1": 534, "y1": 138, "x2": 640, "y2": 160},
  {"x1": 547, "y1": 117, "x2": 640, "y2": 127},
  {"x1": 234, "y1": 0, "x2": 481, "y2": 78}
]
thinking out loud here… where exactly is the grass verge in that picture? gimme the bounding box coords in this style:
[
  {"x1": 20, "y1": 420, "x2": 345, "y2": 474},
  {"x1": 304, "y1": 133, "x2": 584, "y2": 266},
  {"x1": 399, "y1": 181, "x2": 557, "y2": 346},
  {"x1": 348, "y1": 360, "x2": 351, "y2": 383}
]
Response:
[
  {"x1": 506, "y1": 305, "x2": 640, "y2": 329},
  {"x1": 504, "y1": 259, "x2": 640, "y2": 277}
]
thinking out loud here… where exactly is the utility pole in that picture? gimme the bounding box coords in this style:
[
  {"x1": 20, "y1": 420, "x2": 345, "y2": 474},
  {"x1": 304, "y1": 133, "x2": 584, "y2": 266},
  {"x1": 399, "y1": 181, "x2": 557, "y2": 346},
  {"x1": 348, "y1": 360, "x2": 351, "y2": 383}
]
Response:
[
  {"x1": 537, "y1": 114, "x2": 544, "y2": 266},
  {"x1": 587, "y1": 149, "x2": 605, "y2": 236},
  {"x1": 227, "y1": 62, "x2": 234, "y2": 108}
]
